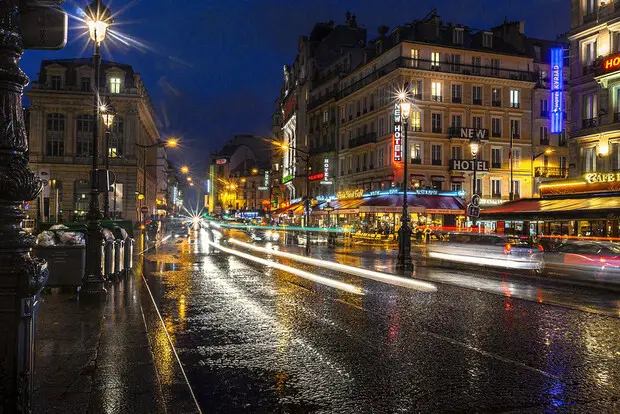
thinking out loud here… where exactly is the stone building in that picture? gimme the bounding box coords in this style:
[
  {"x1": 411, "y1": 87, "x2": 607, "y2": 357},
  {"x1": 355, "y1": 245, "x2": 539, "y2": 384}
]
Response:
[{"x1": 26, "y1": 58, "x2": 163, "y2": 223}]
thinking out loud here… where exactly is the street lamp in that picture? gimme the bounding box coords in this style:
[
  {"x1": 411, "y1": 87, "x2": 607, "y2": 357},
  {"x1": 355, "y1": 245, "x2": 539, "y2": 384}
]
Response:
[
  {"x1": 531, "y1": 148, "x2": 553, "y2": 197},
  {"x1": 83, "y1": 0, "x2": 114, "y2": 297},
  {"x1": 186, "y1": 176, "x2": 192, "y2": 182},
  {"x1": 180, "y1": 165, "x2": 189, "y2": 174},
  {"x1": 101, "y1": 102, "x2": 115, "y2": 219},
  {"x1": 396, "y1": 90, "x2": 413, "y2": 271},
  {"x1": 469, "y1": 139, "x2": 481, "y2": 225}
]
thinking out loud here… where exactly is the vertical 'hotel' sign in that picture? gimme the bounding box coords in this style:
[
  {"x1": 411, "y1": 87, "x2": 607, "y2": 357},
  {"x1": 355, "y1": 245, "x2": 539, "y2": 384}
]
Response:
[
  {"x1": 393, "y1": 103, "x2": 402, "y2": 161},
  {"x1": 550, "y1": 47, "x2": 563, "y2": 134}
]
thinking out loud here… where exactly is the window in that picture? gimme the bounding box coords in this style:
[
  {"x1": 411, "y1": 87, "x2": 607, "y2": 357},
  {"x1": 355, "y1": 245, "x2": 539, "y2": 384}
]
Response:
[
  {"x1": 432, "y1": 113, "x2": 442, "y2": 133},
  {"x1": 109, "y1": 116, "x2": 124, "y2": 158},
  {"x1": 109, "y1": 77, "x2": 121, "y2": 94},
  {"x1": 585, "y1": 0, "x2": 596, "y2": 16},
  {"x1": 50, "y1": 75, "x2": 62, "y2": 90},
  {"x1": 451, "y1": 114, "x2": 462, "y2": 128},
  {"x1": 510, "y1": 89, "x2": 520, "y2": 108},
  {"x1": 378, "y1": 148, "x2": 385, "y2": 168},
  {"x1": 492, "y1": 88, "x2": 501, "y2": 106},
  {"x1": 510, "y1": 119, "x2": 521, "y2": 139},
  {"x1": 490, "y1": 58, "x2": 500, "y2": 76},
  {"x1": 451, "y1": 183, "x2": 462, "y2": 192},
  {"x1": 46, "y1": 113, "x2": 65, "y2": 156},
  {"x1": 483, "y1": 32, "x2": 493, "y2": 48},
  {"x1": 472, "y1": 56, "x2": 481, "y2": 74},
  {"x1": 512, "y1": 180, "x2": 521, "y2": 199},
  {"x1": 453, "y1": 28, "x2": 464, "y2": 44},
  {"x1": 583, "y1": 147, "x2": 596, "y2": 172},
  {"x1": 584, "y1": 40, "x2": 597, "y2": 66},
  {"x1": 473, "y1": 116, "x2": 483, "y2": 129},
  {"x1": 431, "y1": 81, "x2": 442, "y2": 101},
  {"x1": 472, "y1": 86, "x2": 482, "y2": 105},
  {"x1": 431, "y1": 52, "x2": 441, "y2": 70},
  {"x1": 410, "y1": 49, "x2": 419, "y2": 67},
  {"x1": 362, "y1": 153, "x2": 367, "y2": 170},
  {"x1": 370, "y1": 93, "x2": 375, "y2": 109},
  {"x1": 491, "y1": 147, "x2": 502, "y2": 168},
  {"x1": 356, "y1": 100, "x2": 361, "y2": 116},
  {"x1": 450, "y1": 54, "x2": 461, "y2": 72},
  {"x1": 614, "y1": 87, "x2": 620, "y2": 113},
  {"x1": 540, "y1": 126, "x2": 549, "y2": 144},
  {"x1": 431, "y1": 144, "x2": 442, "y2": 165},
  {"x1": 411, "y1": 79, "x2": 423, "y2": 99},
  {"x1": 76, "y1": 115, "x2": 94, "y2": 157},
  {"x1": 491, "y1": 179, "x2": 502, "y2": 198},
  {"x1": 491, "y1": 118, "x2": 501, "y2": 137},
  {"x1": 475, "y1": 178, "x2": 482, "y2": 195},
  {"x1": 512, "y1": 148, "x2": 521, "y2": 169},
  {"x1": 560, "y1": 156, "x2": 567, "y2": 173},
  {"x1": 80, "y1": 77, "x2": 91, "y2": 92},
  {"x1": 582, "y1": 93, "x2": 597, "y2": 125},
  {"x1": 411, "y1": 143, "x2": 422, "y2": 163},
  {"x1": 451, "y1": 146, "x2": 462, "y2": 160},
  {"x1": 540, "y1": 99, "x2": 549, "y2": 116},
  {"x1": 378, "y1": 117, "x2": 385, "y2": 136},
  {"x1": 411, "y1": 111, "x2": 421, "y2": 131},
  {"x1": 323, "y1": 110, "x2": 329, "y2": 123},
  {"x1": 451, "y1": 84, "x2": 462, "y2": 103}
]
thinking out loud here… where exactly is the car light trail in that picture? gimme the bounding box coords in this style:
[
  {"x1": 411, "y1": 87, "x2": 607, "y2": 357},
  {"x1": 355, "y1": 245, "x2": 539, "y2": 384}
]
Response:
[
  {"x1": 428, "y1": 251, "x2": 539, "y2": 270},
  {"x1": 228, "y1": 239, "x2": 438, "y2": 293},
  {"x1": 205, "y1": 238, "x2": 363, "y2": 296}
]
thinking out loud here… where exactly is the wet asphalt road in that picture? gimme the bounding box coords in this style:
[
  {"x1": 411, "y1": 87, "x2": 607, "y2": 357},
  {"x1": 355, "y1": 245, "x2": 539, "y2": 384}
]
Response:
[{"x1": 143, "y1": 229, "x2": 620, "y2": 413}]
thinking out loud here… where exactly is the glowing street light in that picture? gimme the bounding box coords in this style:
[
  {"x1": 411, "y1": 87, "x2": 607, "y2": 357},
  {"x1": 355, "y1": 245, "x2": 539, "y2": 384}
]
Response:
[
  {"x1": 85, "y1": 0, "x2": 113, "y2": 44},
  {"x1": 165, "y1": 137, "x2": 179, "y2": 148},
  {"x1": 180, "y1": 165, "x2": 189, "y2": 174},
  {"x1": 252, "y1": 168, "x2": 258, "y2": 174},
  {"x1": 186, "y1": 176, "x2": 192, "y2": 182}
]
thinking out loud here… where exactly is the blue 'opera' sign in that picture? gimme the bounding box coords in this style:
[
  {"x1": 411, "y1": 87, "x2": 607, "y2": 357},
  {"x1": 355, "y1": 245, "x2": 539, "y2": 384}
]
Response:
[{"x1": 550, "y1": 47, "x2": 563, "y2": 134}]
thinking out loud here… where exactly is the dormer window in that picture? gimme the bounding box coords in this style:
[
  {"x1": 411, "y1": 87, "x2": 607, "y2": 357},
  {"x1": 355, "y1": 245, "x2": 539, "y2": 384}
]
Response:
[
  {"x1": 453, "y1": 28, "x2": 464, "y2": 45},
  {"x1": 109, "y1": 77, "x2": 121, "y2": 94},
  {"x1": 483, "y1": 32, "x2": 493, "y2": 48},
  {"x1": 50, "y1": 75, "x2": 62, "y2": 90}
]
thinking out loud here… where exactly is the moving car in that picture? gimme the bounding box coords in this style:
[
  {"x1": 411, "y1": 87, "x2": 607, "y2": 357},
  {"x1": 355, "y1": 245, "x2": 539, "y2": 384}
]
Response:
[
  {"x1": 543, "y1": 241, "x2": 620, "y2": 284},
  {"x1": 170, "y1": 223, "x2": 190, "y2": 238},
  {"x1": 247, "y1": 228, "x2": 281, "y2": 243},
  {"x1": 426, "y1": 233, "x2": 544, "y2": 273}
]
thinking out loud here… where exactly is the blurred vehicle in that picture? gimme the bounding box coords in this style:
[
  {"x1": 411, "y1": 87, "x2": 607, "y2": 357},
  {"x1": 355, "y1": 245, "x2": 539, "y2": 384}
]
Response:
[
  {"x1": 427, "y1": 233, "x2": 544, "y2": 273},
  {"x1": 170, "y1": 222, "x2": 189, "y2": 238},
  {"x1": 543, "y1": 241, "x2": 620, "y2": 284},
  {"x1": 248, "y1": 228, "x2": 280, "y2": 243}
]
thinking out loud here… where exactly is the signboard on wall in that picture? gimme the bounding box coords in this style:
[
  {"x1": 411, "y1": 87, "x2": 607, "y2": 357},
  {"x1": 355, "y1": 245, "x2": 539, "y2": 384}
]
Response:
[
  {"x1": 393, "y1": 103, "x2": 402, "y2": 161},
  {"x1": 550, "y1": 47, "x2": 564, "y2": 134},
  {"x1": 215, "y1": 158, "x2": 227, "y2": 165},
  {"x1": 449, "y1": 159, "x2": 489, "y2": 172}
]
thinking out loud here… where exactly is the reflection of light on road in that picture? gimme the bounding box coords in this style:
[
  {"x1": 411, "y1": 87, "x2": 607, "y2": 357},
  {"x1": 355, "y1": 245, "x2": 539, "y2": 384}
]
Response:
[
  {"x1": 229, "y1": 238, "x2": 437, "y2": 293},
  {"x1": 205, "y1": 238, "x2": 363, "y2": 295}
]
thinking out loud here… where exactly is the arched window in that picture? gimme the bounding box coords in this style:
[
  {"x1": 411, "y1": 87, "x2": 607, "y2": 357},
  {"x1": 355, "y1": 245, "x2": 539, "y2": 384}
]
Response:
[
  {"x1": 76, "y1": 115, "x2": 94, "y2": 157},
  {"x1": 108, "y1": 116, "x2": 124, "y2": 158},
  {"x1": 46, "y1": 113, "x2": 65, "y2": 156}
]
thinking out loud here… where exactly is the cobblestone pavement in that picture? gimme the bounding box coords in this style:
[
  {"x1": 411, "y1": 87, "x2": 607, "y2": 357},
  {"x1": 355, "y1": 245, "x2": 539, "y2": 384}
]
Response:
[{"x1": 142, "y1": 229, "x2": 620, "y2": 413}]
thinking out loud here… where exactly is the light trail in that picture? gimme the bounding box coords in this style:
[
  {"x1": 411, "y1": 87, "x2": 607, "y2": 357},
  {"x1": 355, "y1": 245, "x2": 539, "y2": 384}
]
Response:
[
  {"x1": 228, "y1": 239, "x2": 438, "y2": 293},
  {"x1": 213, "y1": 221, "x2": 348, "y2": 233},
  {"x1": 205, "y1": 238, "x2": 363, "y2": 296},
  {"x1": 428, "y1": 251, "x2": 540, "y2": 271}
]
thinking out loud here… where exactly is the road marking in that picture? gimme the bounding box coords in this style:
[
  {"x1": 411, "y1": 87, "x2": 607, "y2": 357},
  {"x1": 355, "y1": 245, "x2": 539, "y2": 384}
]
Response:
[
  {"x1": 205, "y1": 238, "x2": 364, "y2": 295},
  {"x1": 424, "y1": 331, "x2": 559, "y2": 380},
  {"x1": 229, "y1": 238, "x2": 437, "y2": 293}
]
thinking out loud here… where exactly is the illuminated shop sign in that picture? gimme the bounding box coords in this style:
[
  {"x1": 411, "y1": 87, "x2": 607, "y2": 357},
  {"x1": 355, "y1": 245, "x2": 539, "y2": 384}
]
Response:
[
  {"x1": 449, "y1": 159, "x2": 489, "y2": 172},
  {"x1": 337, "y1": 189, "x2": 364, "y2": 200},
  {"x1": 215, "y1": 158, "x2": 227, "y2": 165},
  {"x1": 290, "y1": 197, "x2": 302, "y2": 204},
  {"x1": 315, "y1": 195, "x2": 336, "y2": 202},
  {"x1": 602, "y1": 53, "x2": 620, "y2": 72},
  {"x1": 454, "y1": 128, "x2": 489, "y2": 140},
  {"x1": 550, "y1": 47, "x2": 564, "y2": 134},
  {"x1": 264, "y1": 171, "x2": 270, "y2": 187},
  {"x1": 282, "y1": 175, "x2": 293, "y2": 184},
  {"x1": 585, "y1": 172, "x2": 620, "y2": 184},
  {"x1": 309, "y1": 172, "x2": 324, "y2": 181},
  {"x1": 257, "y1": 186, "x2": 269, "y2": 191},
  {"x1": 320, "y1": 158, "x2": 331, "y2": 185},
  {"x1": 540, "y1": 171, "x2": 620, "y2": 196},
  {"x1": 393, "y1": 103, "x2": 402, "y2": 161},
  {"x1": 362, "y1": 189, "x2": 466, "y2": 198}
]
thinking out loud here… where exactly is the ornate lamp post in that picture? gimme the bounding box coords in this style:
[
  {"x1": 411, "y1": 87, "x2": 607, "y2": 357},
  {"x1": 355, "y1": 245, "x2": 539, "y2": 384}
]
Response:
[
  {"x1": 396, "y1": 91, "x2": 413, "y2": 271},
  {"x1": 82, "y1": 0, "x2": 113, "y2": 297},
  {"x1": 101, "y1": 102, "x2": 116, "y2": 219}
]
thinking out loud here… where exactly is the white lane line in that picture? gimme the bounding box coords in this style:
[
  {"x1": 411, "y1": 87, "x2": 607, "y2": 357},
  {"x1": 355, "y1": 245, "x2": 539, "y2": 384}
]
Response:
[
  {"x1": 424, "y1": 331, "x2": 559, "y2": 380},
  {"x1": 206, "y1": 238, "x2": 364, "y2": 296},
  {"x1": 229, "y1": 239, "x2": 437, "y2": 293}
]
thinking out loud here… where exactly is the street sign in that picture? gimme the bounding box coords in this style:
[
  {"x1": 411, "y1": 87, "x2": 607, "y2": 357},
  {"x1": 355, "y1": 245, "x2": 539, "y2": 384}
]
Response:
[
  {"x1": 140, "y1": 206, "x2": 149, "y2": 214},
  {"x1": 471, "y1": 194, "x2": 481, "y2": 207},
  {"x1": 467, "y1": 204, "x2": 480, "y2": 218}
]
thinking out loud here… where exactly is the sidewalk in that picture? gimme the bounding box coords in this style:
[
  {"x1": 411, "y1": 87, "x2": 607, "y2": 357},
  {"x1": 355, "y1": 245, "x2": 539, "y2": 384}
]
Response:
[{"x1": 33, "y1": 256, "x2": 199, "y2": 413}]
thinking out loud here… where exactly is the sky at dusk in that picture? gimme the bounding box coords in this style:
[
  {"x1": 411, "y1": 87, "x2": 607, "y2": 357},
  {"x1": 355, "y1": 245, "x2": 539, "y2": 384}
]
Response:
[{"x1": 21, "y1": 0, "x2": 570, "y2": 194}]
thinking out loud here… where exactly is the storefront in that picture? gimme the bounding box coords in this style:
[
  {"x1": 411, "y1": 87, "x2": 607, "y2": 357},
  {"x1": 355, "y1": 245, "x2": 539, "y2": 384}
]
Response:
[{"x1": 479, "y1": 172, "x2": 620, "y2": 237}]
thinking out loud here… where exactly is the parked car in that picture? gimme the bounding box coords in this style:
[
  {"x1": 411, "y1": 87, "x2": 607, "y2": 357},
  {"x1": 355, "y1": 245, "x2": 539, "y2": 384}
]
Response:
[
  {"x1": 426, "y1": 233, "x2": 545, "y2": 273},
  {"x1": 543, "y1": 241, "x2": 620, "y2": 284}
]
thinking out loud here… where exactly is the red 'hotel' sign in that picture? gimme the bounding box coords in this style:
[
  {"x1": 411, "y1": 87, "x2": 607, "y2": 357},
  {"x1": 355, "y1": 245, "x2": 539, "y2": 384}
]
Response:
[{"x1": 603, "y1": 54, "x2": 620, "y2": 72}]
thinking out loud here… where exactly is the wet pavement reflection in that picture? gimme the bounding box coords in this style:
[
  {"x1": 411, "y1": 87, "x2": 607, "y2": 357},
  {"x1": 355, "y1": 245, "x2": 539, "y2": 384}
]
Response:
[{"x1": 142, "y1": 229, "x2": 620, "y2": 412}]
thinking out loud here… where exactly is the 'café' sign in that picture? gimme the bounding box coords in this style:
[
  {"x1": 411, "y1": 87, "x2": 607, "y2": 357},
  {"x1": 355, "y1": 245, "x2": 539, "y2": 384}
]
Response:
[{"x1": 585, "y1": 172, "x2": 620, "y2": 184}]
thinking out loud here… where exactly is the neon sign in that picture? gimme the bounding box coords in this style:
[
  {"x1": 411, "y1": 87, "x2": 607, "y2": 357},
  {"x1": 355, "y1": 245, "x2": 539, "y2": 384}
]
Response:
[
  {"x1": 336, "y1": 189, "x2": 364, "y2": 200},
  {"x1": 393, "y1": 103, "x2": 402, "y2": 161},
  {"x1": 309, "y1": 172, "x2": 324, "y2": 181},
  {"x1": 550, "y1": 47, "x2": 564, "y2": 134},
  {"x1": 323, "y1": 158, "x2": 329, "y2": 181},
  {"x1": 215, "y1": 158, "x2": 227, "y2": 165},
  {"x1": 585, "y1": 172, "x2": 620, "y2": 184},
  {"x1": 603, "y1": 54, "x2": 620, "y2": 72},
  {"x1": 264, "y1": 171, "x2": 270, "y2": 187},
  {"x1": 282, "y1": 175, "x2": 293, "y2": 184}
]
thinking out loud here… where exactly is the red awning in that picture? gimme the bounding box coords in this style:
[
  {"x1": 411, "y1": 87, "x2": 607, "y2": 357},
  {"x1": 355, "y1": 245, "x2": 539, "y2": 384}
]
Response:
[{"x1": 359, "y1": 195, "x2": 466, "y2": 214}]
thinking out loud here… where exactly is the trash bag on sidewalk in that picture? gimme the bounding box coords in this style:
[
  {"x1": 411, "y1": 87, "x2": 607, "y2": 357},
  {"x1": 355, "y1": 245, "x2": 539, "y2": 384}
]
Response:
[
  {"x1": 58, "y1": 231, "x2": 86, "y2": 246},
  {"x1": 49, "y1": 224, "x2": 69, "y2": 231},
  {"x1": 36, "y1": 230, "x2": 56, "y2": 246}
]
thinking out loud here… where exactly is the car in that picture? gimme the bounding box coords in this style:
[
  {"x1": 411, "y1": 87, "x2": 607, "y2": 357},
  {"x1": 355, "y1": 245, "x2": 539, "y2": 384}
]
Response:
[
  {"x1": 248, "y1": 228, "x2": 281, "y2": 243},
  {"x1": 426, "y1": 232, "x2": 545, "y2": 273},
  {"x1": 170, "y1": 224, "x2": 189, "y2": 238},
  {"x1": 543, "y1": 241, "x2": 620, "y2": 284}
]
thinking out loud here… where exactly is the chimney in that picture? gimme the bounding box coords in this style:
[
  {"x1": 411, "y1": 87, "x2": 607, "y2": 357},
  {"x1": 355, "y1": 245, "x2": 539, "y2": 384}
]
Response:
[
  {"x1": 345, "y1": 11, "x2": 351, "y2": 25},
  {"x1": 351, "y1": 14, "x2": 357, "y2": 27}
]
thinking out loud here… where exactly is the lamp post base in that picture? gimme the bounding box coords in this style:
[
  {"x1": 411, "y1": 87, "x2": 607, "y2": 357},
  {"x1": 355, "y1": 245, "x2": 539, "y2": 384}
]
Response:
[
  {"x1": 396, "y1": 224, "x2": 414, "y2": 270},
  {"x1": 81, "y1": 211, "x2": 107, "y2": 299}
]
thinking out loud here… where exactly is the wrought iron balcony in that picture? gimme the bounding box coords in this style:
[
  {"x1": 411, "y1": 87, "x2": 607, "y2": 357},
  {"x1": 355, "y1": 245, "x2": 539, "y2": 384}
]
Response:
[
  {"x1": 349, "y1": 132, "x2": 378, "y2": 148},
  {"x1": 582, "y1": 117, "x2": 598, "y2": 129},
  {"x1": 452, "y1": 97, "x2": 462, "y2": 104},
  {"x1": 472, "y1": 98, "x2": 482, "y2": 105},
  {"x1": 535, "y1": 167, "x2": 569, "y2": 178},
  {"x1": 492, "y1": 100, "x2": 502, "y2": 107}
]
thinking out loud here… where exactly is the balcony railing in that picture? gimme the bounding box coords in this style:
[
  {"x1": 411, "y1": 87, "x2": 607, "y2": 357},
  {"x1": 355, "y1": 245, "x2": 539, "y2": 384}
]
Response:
[
  {"x1": 338, "y1": 56, "x2": 537, "y2": 100},
  {"x1": 349, "y1": 132, "x2": 378, "y2": 148},
  {"x1": 411, "y1": 158, "x2": 422, "y2": 164},
  {"x1": 492, "y1": 131, "x2": 501, "y2": 138},
  {"x1": 492, "y1": 100, "x2": 502, "y2": 107},
  {"x1": 432, "y1": 95, "x2": 443, "y2": 102},
  {"x1": 472, "y1": 98, "x2": 482, "y2": 105},
  {"x1": 432, "y1": 127, "x2": 443, "y2": 133},
  {"x1": 491, "y1": 162, "x2": 501, "y2": 169},
  {"x1": 452, "y1": 97, "x2": 462, "y2": 104},
  {"x1": 540, "y1": 110, "x2": 549, "y2": 117},
  {"x1": 582, "y1": 117, "x2": 598, "y2": 128},
  {"x1": 432, "y1": 159, "x2": 442, "y2": 166},
  {"x1": 535, "y1": 167, "x2": 569, "y2": 178}
]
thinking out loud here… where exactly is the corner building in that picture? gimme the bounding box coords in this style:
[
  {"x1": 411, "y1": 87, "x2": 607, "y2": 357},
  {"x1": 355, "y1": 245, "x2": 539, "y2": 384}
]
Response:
[{"x1": 335, "y1": 13, "x2": 568, "y2": 206}]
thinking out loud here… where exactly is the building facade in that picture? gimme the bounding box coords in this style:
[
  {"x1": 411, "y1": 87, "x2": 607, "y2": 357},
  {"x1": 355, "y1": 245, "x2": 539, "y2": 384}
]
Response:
[
  {"x1": 26, "y1": 58, "x2": 163, "y2": 223},
  {"x1": 568, "y1": 0, "x2": 620, "y2": 175}
]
